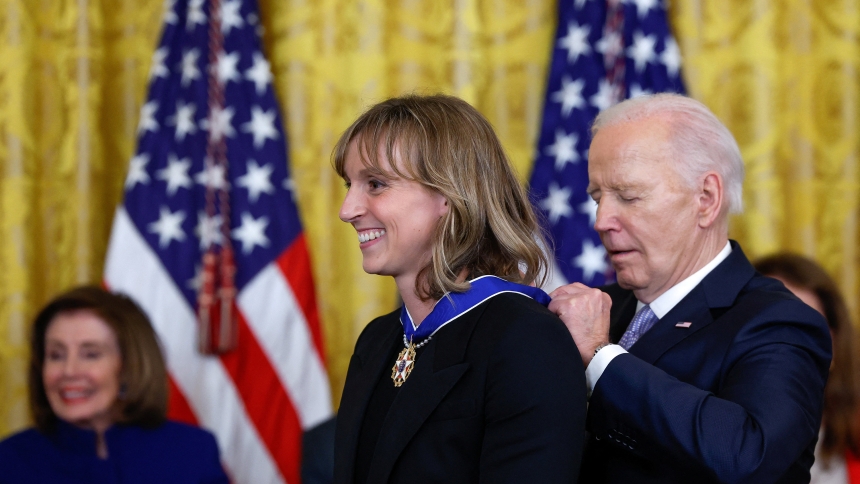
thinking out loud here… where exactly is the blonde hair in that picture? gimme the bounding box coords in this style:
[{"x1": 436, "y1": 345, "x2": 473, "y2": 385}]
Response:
[{"x1": 334, "y1": 94, "x2": 548, "y2": 300}]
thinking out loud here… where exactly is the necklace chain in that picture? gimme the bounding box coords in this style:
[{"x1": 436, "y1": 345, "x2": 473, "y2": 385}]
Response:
[{"x1": 403, "y1": 333, "x2": 432, "y2": 349}]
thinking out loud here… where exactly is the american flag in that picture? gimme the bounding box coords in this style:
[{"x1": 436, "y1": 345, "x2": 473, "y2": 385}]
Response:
[
  {"x1": 103, "y1": 0, "x2": 332, "y2": 482},
  {"x1": 529, "y1": 0, "x2": 685, "y2": 289}
]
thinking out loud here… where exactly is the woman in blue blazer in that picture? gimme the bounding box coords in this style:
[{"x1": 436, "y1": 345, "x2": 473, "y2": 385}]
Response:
[
  {"x1": 0, "y1": 286, "x2": 228, "y2": 484},
  {"x1": 332, "y1": 94, "x2": 587, "y2": 483}
]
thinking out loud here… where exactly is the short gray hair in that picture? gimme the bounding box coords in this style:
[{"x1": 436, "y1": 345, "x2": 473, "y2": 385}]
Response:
[{"x1": 591, "y1": 93, "x2": 744, "y2": 214}]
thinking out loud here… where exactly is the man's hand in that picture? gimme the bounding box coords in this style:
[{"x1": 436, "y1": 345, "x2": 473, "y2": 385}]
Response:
[{"x1": 548, "y1": 283, "x2": 612, "y2": 367}]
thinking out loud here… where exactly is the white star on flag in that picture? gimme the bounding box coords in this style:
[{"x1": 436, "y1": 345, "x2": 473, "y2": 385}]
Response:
[
  {"x1": 578, "y1": 198, "x2": 598, "y2": 226},
  {"x1": 590, "y1": 79, "x2": 615, "y2": 111},
  {"x1": 660, "y1": 38, "x2": 682, "y2": 77},
  {"x1": 202, "y1": 106, "x2": 236, "y2": 142},
  {"x1": 545, "y1": 130, "x2": 579, "y2": 171},
  {"x1": 186, "y1": 0, "x2": 206, "y2": 31},
  {"x1": 574, "y1": 239, "x2": 608, "y2": 282},
  {"x1": 148, "y1": 206, "x2": 187, "y2": 247},
  {"x1": 220, "y1": 0, "x2": 245, "y2": 34},
  {"x1": 138, "y1": 101, "x2": 159, "y2": 134},
  {"x1": 283, "y1": 177, "x2": 296, "y2": 201},
  {"x1": 186, "y1": 264, "x2": 202, "y2": 291},
  {"x1": 596, "y1": 31, "x2": 623, "y2": 58},
  {"x1": 215, "y1": 51, "x2": 241, "y2": 85},
  {"x1": 551, "y1": 76, "x2": 586, "y2": 118},
  {"x1": 237, "y1": 160, "x2": 275, "y2": 202},
  {"x1": 245, "y1": 53, "x2": 273, "y2": 96},
  {"x1": 125, "y1": 154, "x2": 150, "y2": 189},
  {"x1": 540, "y1": 183, "x2": 574, "y2": 225},
  {"x1": 242, "y1": 106, "x2": 279, "y2": 148},
  {"x1": 180, "y1": 49, "x2": 201, "y2": 86},
  {"x1": 629, "y1": 84, "x2": 652, "y2": 98},
  {"x1": 627, "y1": 31, "x2": 657, "y2": 72},
  {"x1": 171, "y1": 101, "x2": 197, "y2": 141},
  {"x1": 195, "y1": 211, "x2": 224, "y2": 249},
  {"x1": 157, "y1": 154, "x2": 193, "y2": 196},
  {"x1": 232, "y1": 212, "x2": 270, "y2": 254},
  {"x1": 195, "y1": 162, "x2": 229, "y2": 190},
  {"x1": 558, "y1": 22, "x2": 591, "y2": 63},
  {"x1": 149, "y1": 47, "x2": 169, "y2": 80},
  {"x1": 630, "y1": 0, "x2": 660, "y2": 19},
  {"x1": 163, "y1": 0, "x2": 177, "y2": 25}
]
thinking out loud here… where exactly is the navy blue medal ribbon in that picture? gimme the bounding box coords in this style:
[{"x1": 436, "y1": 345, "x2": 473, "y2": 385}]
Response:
[{"x1": 400, "y1": 275, "x2": 551, "y2": 343}]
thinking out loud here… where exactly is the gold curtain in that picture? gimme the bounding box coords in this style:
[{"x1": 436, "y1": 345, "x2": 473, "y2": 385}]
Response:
[{"x1": 1, "y1": 0, "x2": 858, "y2": 442}]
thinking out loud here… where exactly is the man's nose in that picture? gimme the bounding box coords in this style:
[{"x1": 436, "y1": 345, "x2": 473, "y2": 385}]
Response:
[{"x1": 593, "y1": 200, "x2": 615, "y2": 232}]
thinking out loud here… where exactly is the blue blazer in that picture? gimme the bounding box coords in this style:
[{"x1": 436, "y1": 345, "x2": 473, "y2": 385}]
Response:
[
  {"x1": 0, "y1": 420, "x2": 228, "y2": 484},
  {"x1": 334, "y1": 293, "x2": 587, "y2": 484},
  {"x1": 582, "y1": 242, "x2": 832, "y2": 483}
]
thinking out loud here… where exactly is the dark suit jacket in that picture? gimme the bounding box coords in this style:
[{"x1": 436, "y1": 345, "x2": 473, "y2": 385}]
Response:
[
  {"x1": 581, "y1": 241, "x2": 832, "y2": 484},
  {"x1": 0, "y1": 420, "x2": 228, "y2": 484},
  {"x1": 334, "y1": 293, "x2": 587, "y2": 484}
]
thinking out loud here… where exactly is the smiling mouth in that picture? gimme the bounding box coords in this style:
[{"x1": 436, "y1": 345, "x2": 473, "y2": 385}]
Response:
[
  {"x1": 358, "y1": 229, "x2": 386, "y2": 243},
  {"x1": 59, "y1": 389, "x2": 92, "y2": 403}
]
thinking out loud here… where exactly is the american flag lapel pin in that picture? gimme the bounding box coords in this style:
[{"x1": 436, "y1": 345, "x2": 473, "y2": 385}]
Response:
[{"x1": 675, "y1": 322, "x2": 693, "y2": 328}]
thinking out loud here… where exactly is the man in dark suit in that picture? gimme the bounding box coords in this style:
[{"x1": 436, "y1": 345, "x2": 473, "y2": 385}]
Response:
[{"x1": 548, "y1": 93, "x2": 832, "y2": 483}]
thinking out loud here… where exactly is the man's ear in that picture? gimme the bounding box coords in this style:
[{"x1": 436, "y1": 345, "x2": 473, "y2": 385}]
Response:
[{"x1": 697, "y1": 171, "x2": 723, "y2": 228}]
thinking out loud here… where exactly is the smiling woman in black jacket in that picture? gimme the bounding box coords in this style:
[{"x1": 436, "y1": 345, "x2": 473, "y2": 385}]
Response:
[{"x1": 332, "y1": 94, "x2": 587, "y2": 484}]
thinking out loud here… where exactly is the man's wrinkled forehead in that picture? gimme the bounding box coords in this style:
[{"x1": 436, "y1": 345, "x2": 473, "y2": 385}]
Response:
[
  {"x1": 592, "y1": 115, "x2": 675, "y2": 155},
  {"x1": 587, "y1": 120, "x2": 676, "y2": 185}
]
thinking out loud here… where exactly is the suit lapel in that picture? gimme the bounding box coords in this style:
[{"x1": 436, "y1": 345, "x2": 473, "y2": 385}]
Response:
[
  {"x1": 628, "y1": 284, "x2": 713, "y2": 363},
  {"x1": 365, "y1": 303, "x2": 483, "y2": 483},
  {"x1": 335, "y1": 315, "x2": 402, "y2": 483}
]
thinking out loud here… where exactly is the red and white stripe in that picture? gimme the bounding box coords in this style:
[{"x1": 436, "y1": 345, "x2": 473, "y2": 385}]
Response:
[{"x1": 104, "y1": 207, "x2": 332, "y2": 483}]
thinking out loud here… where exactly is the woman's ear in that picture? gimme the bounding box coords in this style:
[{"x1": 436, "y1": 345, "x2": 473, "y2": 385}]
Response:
[{"x1": 437, "y1": 193, "x2": 449, "y2": 217}]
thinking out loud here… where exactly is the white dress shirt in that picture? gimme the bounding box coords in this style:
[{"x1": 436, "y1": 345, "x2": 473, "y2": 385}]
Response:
[{"x1": 585, "y1": 241, "x2": 732, "y2": 392}]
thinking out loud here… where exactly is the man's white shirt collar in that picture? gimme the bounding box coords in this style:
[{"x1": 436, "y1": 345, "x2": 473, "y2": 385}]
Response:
[
  {"x1": 640, "y1": 241, "x2": 733, "y2": 318},
  {"x1": 586, "y1": 241, "x2": 733, "y2": 394}
]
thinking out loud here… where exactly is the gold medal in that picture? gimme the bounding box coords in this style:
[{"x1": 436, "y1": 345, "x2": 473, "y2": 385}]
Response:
[{"x1": 391, "y1": 343, "x2": 416, "y2": 387}]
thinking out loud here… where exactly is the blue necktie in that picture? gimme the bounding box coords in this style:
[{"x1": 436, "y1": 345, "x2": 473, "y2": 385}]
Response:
[{"x1": 618, "y1": 305, "x2": 659, "y2": 350}]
